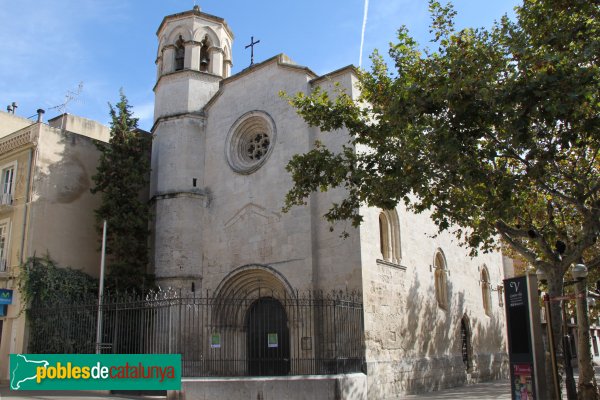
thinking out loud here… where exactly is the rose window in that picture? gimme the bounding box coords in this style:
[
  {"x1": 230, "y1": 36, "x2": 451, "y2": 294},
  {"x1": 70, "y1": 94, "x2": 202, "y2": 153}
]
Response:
[
  {"x1": 226, "y1": 111, "x2": 277, "y2": 174},
  {"x1": 246, "y1": 133, "x2": 270, "y2": 161}
]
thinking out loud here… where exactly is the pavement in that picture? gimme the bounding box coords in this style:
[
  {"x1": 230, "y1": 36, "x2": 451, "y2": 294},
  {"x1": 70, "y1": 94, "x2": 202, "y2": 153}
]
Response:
[
  {"x1": 1, "y1": 373, "x2": 597, "y2": 399},
  {"x1": 0, "y1": 389, "x2": 162, "y2": 400},
  {"x1": 0, "y1": 381, "x2": 513, "y2": 400},
  {"x1": 398, "y1": 380, "x2": 511, "y2": 399}
]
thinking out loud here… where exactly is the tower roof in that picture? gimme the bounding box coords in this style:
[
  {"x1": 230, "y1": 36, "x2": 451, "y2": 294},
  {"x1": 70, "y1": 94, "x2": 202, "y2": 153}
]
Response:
[{"x1": 156, "y1": 8, "x2": 234, "y2": 39}]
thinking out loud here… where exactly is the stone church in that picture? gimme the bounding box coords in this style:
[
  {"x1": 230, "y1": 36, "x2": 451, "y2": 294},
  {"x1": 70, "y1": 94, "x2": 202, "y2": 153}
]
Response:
[{"x1": 149, "y1": 6, "x2": 509, "y2": 399}]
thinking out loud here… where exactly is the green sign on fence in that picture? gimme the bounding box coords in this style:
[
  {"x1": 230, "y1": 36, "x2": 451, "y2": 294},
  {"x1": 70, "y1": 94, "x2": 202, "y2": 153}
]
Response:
[
  {"x1": 9, "y1": 354, "x2": 181, "y2": 391},
  {"x1": 268, "y1": 333, "x2": 278, "y2": 348},
  {"x1": 211, "y1": 333, "x2": 221, "y2": 348}
]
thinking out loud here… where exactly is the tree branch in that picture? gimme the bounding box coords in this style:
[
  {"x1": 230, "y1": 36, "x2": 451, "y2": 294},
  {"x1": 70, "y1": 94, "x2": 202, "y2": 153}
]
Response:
[{"x1": 496, "y1": 224, "x2": 538, "y2": 265}]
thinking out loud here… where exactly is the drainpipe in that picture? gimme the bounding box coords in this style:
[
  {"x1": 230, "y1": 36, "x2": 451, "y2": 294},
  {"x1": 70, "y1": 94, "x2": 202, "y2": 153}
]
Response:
[{"x1": 19, "y1": 145, "x2": 34, "y2": 265}]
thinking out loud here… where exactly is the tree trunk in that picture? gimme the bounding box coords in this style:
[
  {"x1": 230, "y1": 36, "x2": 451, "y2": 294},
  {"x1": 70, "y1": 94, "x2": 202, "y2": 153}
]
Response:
[
  {"x1": 546, "y1": 273, "x2": 565, "y2": 400},
  {"x1": 575, "y1": 278, "x2": 600, "y2": 399}
]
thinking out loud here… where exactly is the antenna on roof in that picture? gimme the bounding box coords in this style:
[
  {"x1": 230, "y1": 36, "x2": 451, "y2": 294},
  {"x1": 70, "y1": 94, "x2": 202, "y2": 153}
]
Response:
[
  {"x1": 47, "y1": 82, "x2": 84, "y2": 131},
  {"x1": 48, "y1": 82, "x2": 84, "y2": 114}
]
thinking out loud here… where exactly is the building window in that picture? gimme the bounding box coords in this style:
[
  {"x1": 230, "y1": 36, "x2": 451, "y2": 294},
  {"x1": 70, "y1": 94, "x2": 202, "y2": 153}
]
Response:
[
  {"x1": 1, "y1": 163, "x2": 15, "y2": 206},
  {"x1": 461, "y1": 315, "x2": 473, "y2": 372},
  {"x1": 378, "y1": 209, "x2": 401, "y2": 264},
  {"x1": 226, "y1": 111, "x2": 277, "y2": 174},
  {"x1": 434, "y1": 250, "x2": 448, "y2": 310},
  {"x1": 175, "y1": 35, "x2": 185, "y2": 71},
  {"x1": 481, "y1": 266, "x2": 492, "y2": 316},
  {"x1": 0, "y1": 220, "x2": 9, "y2": 272}
]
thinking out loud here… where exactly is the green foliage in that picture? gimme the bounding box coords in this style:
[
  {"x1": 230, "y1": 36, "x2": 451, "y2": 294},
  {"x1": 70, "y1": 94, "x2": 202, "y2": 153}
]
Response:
[
  {"x1": 19, "y1": 256, "x2": 98, "y2": 353},
  {"x1": 283, "y1": 0, "x2": 599, "y2": 279},
  {"x1": 19, "y1": 256, "x2": 98, "y2": 308},
  {"x1": 284, "y1": 3, "x2": 599, "y2": 392},
  {"x1": 91, "y1": 90, "x2": 152, "y2": 291}
]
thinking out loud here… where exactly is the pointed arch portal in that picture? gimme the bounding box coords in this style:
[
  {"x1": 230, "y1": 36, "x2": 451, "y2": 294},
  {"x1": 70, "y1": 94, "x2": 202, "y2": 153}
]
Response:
[{"x1": 247, "y1": 297, "x2": 290, "y2": 376}]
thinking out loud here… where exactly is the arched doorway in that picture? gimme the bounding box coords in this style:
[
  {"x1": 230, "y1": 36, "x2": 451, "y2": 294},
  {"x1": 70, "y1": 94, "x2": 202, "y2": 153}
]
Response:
[{"x1": 247, "y1": 297, "x2": 290, "y2": 376}]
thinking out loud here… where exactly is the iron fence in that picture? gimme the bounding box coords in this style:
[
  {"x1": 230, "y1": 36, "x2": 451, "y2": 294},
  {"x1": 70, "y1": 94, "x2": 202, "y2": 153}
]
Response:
[{"x1": 27, "y1": 289, "x2": 365, "y2": 377}]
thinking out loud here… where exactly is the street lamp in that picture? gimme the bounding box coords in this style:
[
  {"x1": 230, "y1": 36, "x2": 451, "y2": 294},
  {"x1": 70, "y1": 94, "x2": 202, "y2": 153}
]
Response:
[
  {"x1": 535, "y1": 268, "x2": 547, "y2": 283},
  {"x1": 572, "y1": 263, "x2": 588, "y2": 281}
]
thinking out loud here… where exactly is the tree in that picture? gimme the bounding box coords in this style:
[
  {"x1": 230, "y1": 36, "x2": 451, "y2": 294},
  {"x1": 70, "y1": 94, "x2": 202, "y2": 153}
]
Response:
[
  {"x1": 282, "y1": 0, "x2": 599, "y2": 398},
  {"x1": 91, "y1": 91, "x2": 152, "y2": 291}
]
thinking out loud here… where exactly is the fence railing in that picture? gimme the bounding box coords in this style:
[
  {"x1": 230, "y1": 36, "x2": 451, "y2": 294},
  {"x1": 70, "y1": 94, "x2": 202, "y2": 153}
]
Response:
[{"x1": 27, "y1": 289, "x2": 365, "y2": 377}]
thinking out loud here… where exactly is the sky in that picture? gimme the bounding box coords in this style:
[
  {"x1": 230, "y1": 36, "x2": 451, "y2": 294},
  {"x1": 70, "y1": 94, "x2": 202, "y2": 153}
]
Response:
[{"x1": 0, "y1": 0, "x2": 521, "y2": 131}]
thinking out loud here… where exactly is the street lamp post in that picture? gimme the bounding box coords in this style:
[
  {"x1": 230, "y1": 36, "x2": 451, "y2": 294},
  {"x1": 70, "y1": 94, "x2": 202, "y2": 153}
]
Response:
[
  {"x1": 561, "y1": 296, "x2": 578, "y2": 400},
  {"x1": 571, "y1": 263, "x2": 599, "y2": 399}
]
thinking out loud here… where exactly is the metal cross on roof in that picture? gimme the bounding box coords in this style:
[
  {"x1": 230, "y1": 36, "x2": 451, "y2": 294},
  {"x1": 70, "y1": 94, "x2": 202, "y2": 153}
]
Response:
[{"x1": 245, "y1": 36, "x2": 260, "y2": 66}]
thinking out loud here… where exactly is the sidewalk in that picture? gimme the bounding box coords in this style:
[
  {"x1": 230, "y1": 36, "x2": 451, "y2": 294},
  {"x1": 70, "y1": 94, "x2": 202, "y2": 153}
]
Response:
[
  {"x1": 0, "y1": 373, "x2": 596, "y2": 399},
  {"x1": 1, "y1": 382, "x2": 511, "y2": 400},
  {"x1": 0, "y1": 386, "x2": 160, "y2": 400},
  {"x1": 398, "y1": 366, "x2": 600, "y2": 399},
  {"x1": 398, "y1": 380, "x2": 510, "y2": 399}
]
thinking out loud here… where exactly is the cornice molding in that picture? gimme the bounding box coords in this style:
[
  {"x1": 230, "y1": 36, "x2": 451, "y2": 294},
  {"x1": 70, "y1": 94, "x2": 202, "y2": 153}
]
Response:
[{"x1": 0, "y1": 129, "x2": 37, "y2": 155}]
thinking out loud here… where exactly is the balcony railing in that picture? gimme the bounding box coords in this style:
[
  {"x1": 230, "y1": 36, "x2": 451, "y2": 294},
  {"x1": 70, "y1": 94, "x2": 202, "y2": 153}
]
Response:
[{"x1": 0, "y1": 193, "x2": 13, "y2": 207}]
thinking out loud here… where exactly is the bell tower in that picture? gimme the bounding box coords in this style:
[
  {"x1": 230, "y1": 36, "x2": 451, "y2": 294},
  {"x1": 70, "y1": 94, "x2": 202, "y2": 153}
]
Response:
[
  {"x1": 150, "y1": 5, "x2": 234, "y2": 289},
  {"x1": 154, "y1": 5, "x2": 234, "y2": 119}
]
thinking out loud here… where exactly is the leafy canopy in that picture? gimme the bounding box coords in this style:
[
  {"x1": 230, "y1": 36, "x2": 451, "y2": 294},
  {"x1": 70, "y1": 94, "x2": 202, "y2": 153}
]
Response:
[
  {"x1": 19, "y1": 256, "x2": 98, "y2": 308},
  {"x1": 283, "y1": 0, "x2": 599, "y2": 278},
  {"x1": 91, "y1": 90, "x2": 152, "y2": 291}
]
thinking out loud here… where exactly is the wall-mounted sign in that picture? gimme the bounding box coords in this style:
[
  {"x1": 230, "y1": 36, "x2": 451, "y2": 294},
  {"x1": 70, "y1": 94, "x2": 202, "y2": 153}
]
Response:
[
  {"x1": 504, "y1": 274, "x2": 547, "y2": 400},
  {"x1": 513, "y1": 363, "x2": 534, "y2": 399},
  {"x1": 210, "y1": 333, "x2": 221, "y2": 348},
  {"x1": 0, "y1": 289, "x2": 13, "y2": 305},
  {"x1": 267, "y1": 333, "x2": 278, "y2": 348},
  {"x1": 0, "y1": 305, "x2": 7, "y2": 316}
]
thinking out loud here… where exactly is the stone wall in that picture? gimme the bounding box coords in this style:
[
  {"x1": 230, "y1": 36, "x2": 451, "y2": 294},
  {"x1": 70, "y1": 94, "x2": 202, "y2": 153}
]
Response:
[
  {"x1": 359, "y1": 203, "x2": 509, "y2": 397},
  {"x1": 171, "y1": 374, "x2": 367, "y2": 400},
  {"x1": 199, "y1": 60, "x2": 364, "y2": 294}
]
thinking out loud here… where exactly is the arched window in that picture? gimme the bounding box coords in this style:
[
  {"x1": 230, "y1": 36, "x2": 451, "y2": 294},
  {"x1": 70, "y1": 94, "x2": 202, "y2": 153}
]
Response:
[
  {"x1": 175, "y1": 35, "x2": 185, "y2": 71},
  {"x1": 377, "y1": 209, "x2": 401, "y2": 264},
  {"x1": 434, "y1": 250, "x2": 448, "y2": 310},
  {"x1": 200, "y1": 35, "x2": 211, "y2": 72},
  {"x1": 481, "y1": 266, "x2": 492, "y2": 316}
]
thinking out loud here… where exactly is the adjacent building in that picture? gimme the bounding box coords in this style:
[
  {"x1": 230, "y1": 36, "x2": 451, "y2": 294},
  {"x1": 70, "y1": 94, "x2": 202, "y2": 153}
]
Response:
[{"x1": 0, "y1": 110, "x2": 109, "y2": 381}]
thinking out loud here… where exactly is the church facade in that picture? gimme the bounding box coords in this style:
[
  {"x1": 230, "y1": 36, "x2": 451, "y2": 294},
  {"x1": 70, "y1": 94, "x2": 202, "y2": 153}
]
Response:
[{"x1": 150, "y1": 6, "x2": 509, "y2": 398}]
